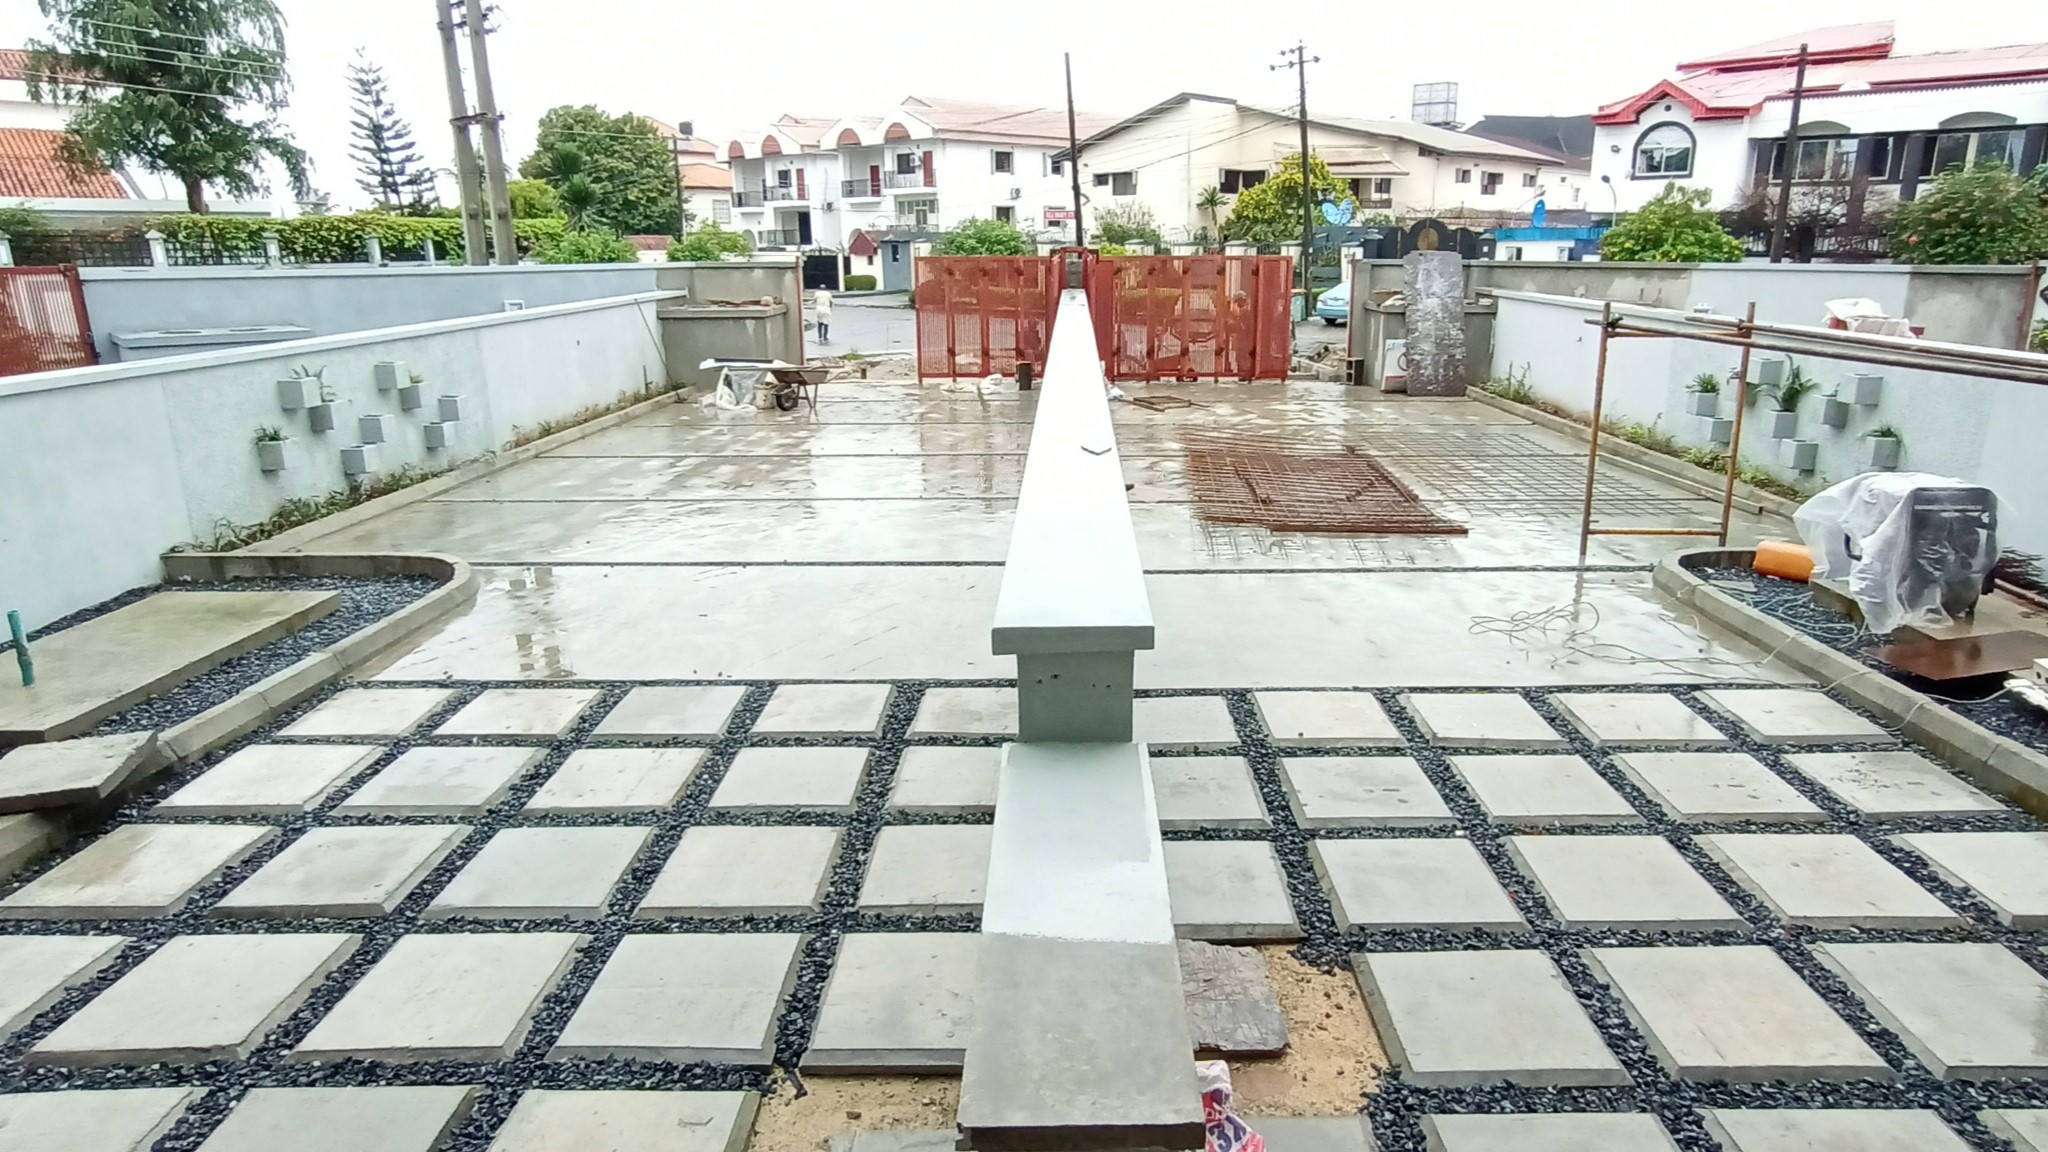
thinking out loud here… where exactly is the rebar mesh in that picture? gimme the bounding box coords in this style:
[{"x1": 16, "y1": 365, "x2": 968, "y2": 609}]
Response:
[{"x1": 1181, "y1": 430, "x2": 1469, "y2": 536}]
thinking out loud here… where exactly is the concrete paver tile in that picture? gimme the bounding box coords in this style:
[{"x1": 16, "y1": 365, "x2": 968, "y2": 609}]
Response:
[
  {"x1": 1163, "y1": 841, "x2": 1302, "y2": 941},
  {"x1": 1697, "y1": 689, "x2": 1889, "y2": 745},
  {"x1": 31, "y1": 933, "x2": 358, "y2": 1066},
  {"x1": 1247, "y1": 1116, "x2": 1378, "y2": 1152},
  {"x1": 1551, "y1": 693, "x2": 1729, "y2": 747},
  {"x1": 196, "y1": 1086, "x2": 479, "y2": 1152},
  {"x1": 858, "y1": 825, "x2": 991, "y2": 914},
  {"x1": 332, "y1": 747, "x2": 541, "y2": 816},
  {"x1": 1151, "y1": 756, "x2": 1267, "y2": 828},
  {"x1": 1179, "y1": 939, "x2": 1287, "y2": 1056},
  {"x1": 485, "y1": 1090, "x2": 757, "y2": 1152},
  {"x1": 1700, "y1": 1108, "x2": 1972, "y2": 1152},
  {"x1": 293, "y1": 933, "x2": 584, "y2": 1062},
  {"x1": 1891, "y1": 833, "x2": 2048, "y2": 927},
  {"x1": 709, "y1": 746, "x2": 869, "y2": 810},
  {"x1": 551, "y1": 935, "x2": 800, "y2": 1063},
  {"x1": 0, "y1": 824, "x2": 276, "y2": 919},
  {"x1": 888, "y1": 746, "x2": 999, "y2": 813},
  {"x1": 1788, "y1": 751, "x2": 2005, "y2": 817},
  {"x1": 1421, "y1": 1112, "x2": 1680, "y2": 1151},
  {"x1": 593, "y1": 685, "x2": 747, "y2": 738},
  {"x1": 1699, "y1": 834, "x2": 1961, "y2": 929},
  {"x1": 280, "y1": 688, "x2": 453, "y2": 738},
  {"x1": 1402, "y1": 694, "x2": 1567, "y2": 749},
  {"x1": 1314, "y1": 838, "x2": 1525, "y2": 932},
  {"x1": 1981, "y1": 1109, "x2": 2048, "y2": 1152},
  {"x1": 1354, "y1": 950, "x2": 1626, "y2": 1087},
  {"x1": 523, "y1": 749, "x2": 704, "y2": 813},
  {"x1": 1812, "y1": 941, "x2": 2048, "y2": 1080},
  {"x1": 0, "y1": 733, "x2": 159, "y2": 814},
  {"x1": 1134, "y1": 696, "x2": 1239, "y2": 751},
  {"x1": 435, "y1": 688, "x2": 600, "y2": 738},
  {"x1": 0, "y1": 1088, "x2": 199, "y2": 1152},
  {"x1": 805, "y1": 932, "x2": 978, "y2": 1072},
  {"x1": 753, "y1": 684, "x2": 890, "y2": 736},
  {"x1": 1253, "y1": 691, "x2": 1402, "y2": 747},
  {"x1": 1613, "y1": 753, "x2": 1824, "y2": 823},
  {"x1": 426, "y1": 827, "x2": 650, "y2": 919},
  {"x1": 0, "y1": 936, "x2": 127, "y2": 1038},
  {"x1": 911, "y1": 687, "x2": 1016, "y2": 736},
  {"x1": 1585, "y1": 945, "x2": 1890, "y2": 1082},
  {"x1": 1508, "y1": 836, "x2": 1746, "y2": 931},
  {"x1": 1447, "y1": 755, "x2": 1639, "y2": 826},
  {"x1": 638, "y1": 826, "x2": 840, "y2": 917},
  {"x1": 1280, "y1": 756, "x2": 1453, "y2": 828},
  {"x1": 213, "y1": 826, "x2": 467, "y2": 918},
  {"x1": 154, "y1": 744, "x2": 383, "y2": 816}
]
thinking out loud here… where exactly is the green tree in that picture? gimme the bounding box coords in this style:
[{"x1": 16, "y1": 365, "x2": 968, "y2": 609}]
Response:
[
  {"x1": 1891, "y1": 163, "x2": 2048, "y2": 265},
  {"x1": 1599, "y1": 183, "x2": 1744, "y2": 262},
  {"x1": 932, "y1": 217, "x2": 1030, "y2": 256},
  {"x1": 519, "y1": 106, "x2": 676, "y2": 235},
  {"x1": 1196, "y1": 185, "x2": 1225, "y2": 248},
  {"x1": 668, "y1": 221, "x2": 751, "y2": 262},
  {"x1": 346, "y1": 50, "x2": 432, "y2": 211},
  {"x1": 506, "y1": 178, "x2": 563, "y2": 219},
  {"x1": 1222, "y1": 152, "x2": 1353, "y2": 245},
  {"x1": 532, "y1": 228, "x2": 638, "y2": 264},
  {"x1": 1093, "y1": 200, "x2": 1163, "y2": 247},
  {"x1": 28, "y1": 0, "x2": 311, "y2": 214}
]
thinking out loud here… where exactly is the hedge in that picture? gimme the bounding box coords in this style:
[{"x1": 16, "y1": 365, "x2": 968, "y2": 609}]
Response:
[
  {"x1": 144, "y1": 212, "x2": 569, "y2": 262},
  {"x1": 844, "y1": 274, "x2": 877, "y2": 291}
]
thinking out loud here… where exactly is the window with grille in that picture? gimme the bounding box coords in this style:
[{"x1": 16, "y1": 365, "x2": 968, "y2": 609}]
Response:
[
  {"x1": 993, "y1": 151, "x2": 1014, "y2": 174},
  {"x1": 1219, "y1": 169, "x2": 1266, "y2": 194},
  {"x1": 1455, "y1": 168, "x2": 1472, "y2": 184},
  {"x1": 1481, "y1": 172, "x2": 1503, "y2": 195},
  {"x1": 1110, "y1": 172, "x2": 1136, "y2": 196}
]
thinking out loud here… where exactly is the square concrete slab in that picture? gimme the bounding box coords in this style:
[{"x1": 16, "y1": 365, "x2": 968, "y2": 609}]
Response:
[
  {"x1": 888, "y1": 746, "x2": 1000, "y2": 813},
  {"x1": 1698, "y1": 689, "x2": 1889, "y2": 745},
  {"x1": 1253, "y1": 691, "x2": 1402, "y2": 747},
  {"x1": 486, "y1": 1090, "x2": 757, "y2": 1152},
  {"x1": 280, "y1": 688, "x2": 453, "y2": 738},
  {"x1": 434, "y1": 688, "x2": 601, "y2": 738},
  {"x1": 1892, "y1": 832, "x2": 2048, "y2": 927},
  {"x1": 593, "y1": 685, "x2": 748, "y2": 738},
  {"x1": 806, "y1": 932, "x2": 978, "y2": 1072},
  {"x1": 1788, "y1": 751, "x2": 2005, "y2": 817},
  {"x1": 754, "y1": 683, "x2": 891, "y2": 736},
  {"x1": 332, "y1": 747, "x2": 541, "y2": 816},
  {"x1": 639, "y1": 825, "x2": 840, "y2": 917},
  {"x1": 197, "y1": 1086, "x2": 479, "y2": 1152},
  {"x1": 154, "y1": 744, "x2": 383, "y2": 816},
  {"x1": 1134, "y1": 696, "x2": 1239, "y2": 751},
  {"x1": 523, "y1": 748, "x2": 704, "y2": 813},
  {"x1": 1981, "y1": 1109, "x2": 2048, "y2": 1152},
  {"x1": 710, "y1": 746, "x2": 869, "y2": 810},
  {"x1": 859, "y1": 825, "x2": 991, "y2": 914},
  {"x1": 1508, "y1": 836, "x2": 1745, "y2": 931},
  {"x1": 31, "y1": 933, "x2": 357, "y2": 1066},
  {"x1": 1421, "y1": 1113, "x2": 1679, "y2": 1152},
  {"x1": 911, "y1": 686, "x2": 1016, "y2": 735},
  {"x1": 426, "y1": 827, "x2": 650, "y2": 919},
  {"x1": 1314, "y1": 838, "x2": 1525, "y2": 932},
  {"x1": 1152, "y1": 756, "x2": 1268, "y2": 828},
  {"x1": 0, "y1": 824, "x2": 276, "y2": 919},
  {"x1": 551, "y1": 934, "x2": 800, "y2": 1063},
  {"x1": 0, "y1": 1088, "x2": 198, "y2": 1152},
  {"x1": 1699, "y1": 834, "x2": 1961, "y2": 929},
  {"x1": 1813, "y1": 941, "x2": 2048, "y2": 1079},
  {"x1": 1700, "y1": 1109, "x2": 1972, "y2": 1152},
  {"x1": 1551, "y1": 693, "x2": 1729, "y2": 747},
  {"x1": 1354, "y1": 950, "x2": 1626, "y2": 1087},
  {"x1": 1, "y1": 812, "x2": 62, "y2": 881},
  {"x1": 213, "y1": 825, "x2": 468, "y2": 918},
  {"x1": 1179, "y1": 939, "x2": 1287, "y2": 1056},
  {"x1": 1585, "y1": 945, "x2": 1890, "y2": 1082},
  {"x1": 1447, "y1": 755, "x2": 1639, "y2": 826},
  {"x1": 1613, "y1": 753, "x2": 1824, "y2": 823},
  {"x1": 1163, "y1": 840, "x2": 1302, "y2": 941},
  {"x1": 294, "y1": 932, "x2": 584, "y2": 1063},
  {"x1": 1280, "y1": 757, "x2": 1452, "y2": 828},
  {"x1": 1402, "y1": 694, "x2": 1567, "y2": 749},
  {"x1": 0, "y1": 936, "x2": 127, "y2": 1038},
  {"x1": 0, "y1": 732, "x2": 159, "y2": 814}
]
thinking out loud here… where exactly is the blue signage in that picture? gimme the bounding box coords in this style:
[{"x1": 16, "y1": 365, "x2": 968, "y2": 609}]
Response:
[{"x1": 1320, "y1": 199, "x2": 1354, "y2": 226}]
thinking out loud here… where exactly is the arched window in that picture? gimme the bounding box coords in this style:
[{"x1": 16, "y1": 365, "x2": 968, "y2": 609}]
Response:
[{"x1": 1633, "y1": 123, "x2": 1695, "y2": 177}]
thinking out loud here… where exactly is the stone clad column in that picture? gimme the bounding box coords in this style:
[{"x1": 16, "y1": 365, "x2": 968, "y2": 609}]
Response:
[{"x1": 1402, "y1": 250, "x2": 1466, "y2": 397}]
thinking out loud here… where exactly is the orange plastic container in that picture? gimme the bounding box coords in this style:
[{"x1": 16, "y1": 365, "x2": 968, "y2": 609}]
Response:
[{"x1": 1753, "y1": 539, "x2": 1815, "y2": 582}]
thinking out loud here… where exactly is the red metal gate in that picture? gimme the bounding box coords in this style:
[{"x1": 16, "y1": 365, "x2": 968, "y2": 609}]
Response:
[
  {"x1": 916, "y1": 254, "x2": 1291, "y2": 382},
  {"x1": 0, "y1": 265, "x2": 96, "y2": 377}
]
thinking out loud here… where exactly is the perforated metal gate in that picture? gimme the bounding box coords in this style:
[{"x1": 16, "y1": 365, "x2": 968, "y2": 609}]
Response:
[
  {"x1": 0, "y1": 265, "x2": 96, "y2": 378},
  {"x1": 915, "y1": 254, "x2": 1292, "y2": 382}
]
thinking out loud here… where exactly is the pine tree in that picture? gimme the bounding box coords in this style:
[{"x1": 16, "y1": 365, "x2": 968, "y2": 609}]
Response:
[{"x1": 346, "y1": 51, "x2": 433, "y2": 210}]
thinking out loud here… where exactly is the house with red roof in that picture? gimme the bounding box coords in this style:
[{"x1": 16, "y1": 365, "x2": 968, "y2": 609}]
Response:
[{"x1": 1589, "y1": 23, "x2": 2048, "y2": 216}]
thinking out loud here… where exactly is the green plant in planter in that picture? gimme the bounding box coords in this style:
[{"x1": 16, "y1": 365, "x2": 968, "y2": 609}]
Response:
[
  {"x1": 252, "y1": 426, "x2": 287, "y2": 445},
  {"x1": 1690, "y1": 371, "x2": 1722, "y2": 394},
  {"x1": 1773, "y1": 365, "x2": 1817, "y2": 412},
  {"x1": 1867, "y1": 423, "x2": 1902, "y2": 442},
  {"x1": 408, "y1": 370, "x2": 425, "y2": 384}
]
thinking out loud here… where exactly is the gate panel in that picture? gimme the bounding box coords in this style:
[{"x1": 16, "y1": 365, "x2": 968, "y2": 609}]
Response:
[
  {"x1": 914, "y1": 257, "x2": 1059, "y2": 381},
  {"x1": 0, "y1": 265, "x2": 96, "y2": 378}
]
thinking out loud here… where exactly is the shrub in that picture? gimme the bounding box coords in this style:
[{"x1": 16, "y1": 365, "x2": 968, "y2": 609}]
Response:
[
  {"x1": 1095, "y1": 241, "x2": 1132, "y2": 256},
  {"x1": 146, "y1": 211, "x2": 564, "y2": 261},
  {"x1": 1093, "y1": 201, "x2": 1163, "y2": 248},
  {"x1": 533, "y1": 229, "x2": 639, "y2": 264},
  {"x1": 932, "y1": 217, "x2": 1030, "y2": 256},
  {"x1": 669, "y1": 221, "x2": 752, "y2": 262},
  {"x1": 1223, "y1": 152, "x2": 1355, "y2": 245},
  {"x1": 507, "y1": 179, "x2": 564, "y2": 220},
  {"x1": 1599, "y1": 184, "x2": 1744, "y2": 263},
  {"x1": 1891, "y1": 164, "x2": 2048, "y2": 265},
  {"x1": 844, "y1": 274, "x2": 877, "y2": 291}
]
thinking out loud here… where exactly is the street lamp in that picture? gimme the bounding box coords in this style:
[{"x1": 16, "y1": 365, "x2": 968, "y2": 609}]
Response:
[{"x1": 1599, "y1": 174, "x2": 1620, "y2": 216}]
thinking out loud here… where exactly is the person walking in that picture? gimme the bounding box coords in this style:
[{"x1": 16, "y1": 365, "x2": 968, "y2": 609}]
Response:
[{"x1": 813, "y1": 288, "x2": 833, "y2": 344}]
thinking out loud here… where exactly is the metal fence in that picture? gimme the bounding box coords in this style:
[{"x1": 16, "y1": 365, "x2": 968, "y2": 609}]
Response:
[
  {"x1": 0, "y1": 266, "x2": 96, "y2": 377},
  {"x1": 913, "y1": 256, "x2": 1060, "y2": 379}
]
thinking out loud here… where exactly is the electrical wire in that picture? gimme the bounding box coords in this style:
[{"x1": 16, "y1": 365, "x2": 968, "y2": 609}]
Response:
[{"x1": 68, "y1": 46, "x2": 286, "y2": 83}]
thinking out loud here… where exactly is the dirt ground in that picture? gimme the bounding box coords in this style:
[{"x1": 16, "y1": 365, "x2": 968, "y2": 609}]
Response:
[{"x1": 749, "y1": 1073, "x2": 960, "y2": 1152}]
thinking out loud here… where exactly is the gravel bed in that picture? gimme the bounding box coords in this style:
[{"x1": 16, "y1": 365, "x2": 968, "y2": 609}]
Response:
[{"x1": 1694, "y1": 565, "x2": 2048, "y2": 757}]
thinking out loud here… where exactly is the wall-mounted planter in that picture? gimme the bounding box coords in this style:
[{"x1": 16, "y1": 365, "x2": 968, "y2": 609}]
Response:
[
  {"x1": 255, "y1": 439, "x2": 289, "y2": 472},
  {"x1": 398, "y1": 383, "x2": 425, "y2": 412},
  {"x1": 1866, "y1": 436, "x2": 1901, "y2": 470},
  {"x1": 307, "y1": 402, "x2": 336, "y2": 434},
  {"x1": 424, "y1": 422, "x2": 451, "y2": 450},
  {"x1": 438, "y1": 395, "x2": 464, "y2": 422},
  {"x1": 1779, "y1": 438, "x2": 1818, "y2": 471},
  {"x1": 276, "y1": 376, "x2": 316, "y2": 411},
  {"x1": 1845, "y1": 372, "x2": 1883, "y2": 405},
  {"x1": 1820, "y1": 398, "x2": 1851, "y2": 428},
  {"x1": 340, "y1": 443, "x2": 380, "y2": 475},
  {"x1": 1753, "y1": 356, "x2": 1787, "y2": 387},
  {"x1": 1706, "y1": 418, "x2": 1734, "y2": 445},
  {"x1": 358, "y1": 414, "x2": 390, "y2": 444},
  {"x1": 1687, "y1": 391, "x2": 1720, "y2": 417},
  {"x1": 1767, "y1": 409, "x2": 1799, "y2": 438},
  {"x1": 373, "y1": 361, "x2": 405, "y2": 392}
]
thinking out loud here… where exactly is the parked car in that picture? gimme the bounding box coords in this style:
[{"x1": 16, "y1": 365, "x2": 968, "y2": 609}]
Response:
[{"x1": 1315, "y1": 280, "x2": 1350, "y2": 325}]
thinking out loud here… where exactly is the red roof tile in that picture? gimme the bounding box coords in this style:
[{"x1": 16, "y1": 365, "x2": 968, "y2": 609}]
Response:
[
  {"x1": 0, "y1": 49, "x2": 30, "y2": 81},
  {"x1": 0, "y1": 127, "x2": 129, "y2": 199}
]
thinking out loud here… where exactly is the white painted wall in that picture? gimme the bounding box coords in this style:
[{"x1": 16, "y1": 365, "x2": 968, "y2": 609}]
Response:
[
  {"x1": 0, "y1": 77, "x2": 69, "y2": 130},
  {"x1": 0, "y1": 292, "x2": 676, "y2": 629}
]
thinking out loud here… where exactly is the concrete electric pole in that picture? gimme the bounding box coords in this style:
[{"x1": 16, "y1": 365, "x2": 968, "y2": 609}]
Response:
[
  {"x1": 1274, "y1": 42, "x2": 1320, "y2": 296},
  {"x1": 462, "y1": 0, "x2": 519, "y2": 265},
  {"x1": 1768, "y1": 43, "x2": 1811, "y2": 264},
  {"x1": 433, "y1": 0, "x2": 486, "y2": 265}
]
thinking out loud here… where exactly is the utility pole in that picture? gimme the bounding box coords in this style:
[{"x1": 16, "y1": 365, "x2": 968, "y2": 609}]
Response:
[
  {"x1": 670, "y1": 130, "x2": 688, "y2": 239},
  {"x1": 434, "y1": 0, "x2": 486, "y2": 265},
  {"x1": 1064, "y1": 53, "x2": 1084, "y2": 248},
  {"x1": 1768, "y1": 42, "x2": 1810, "y2": 264},
  {"x1": 1273, "y1": 42, "x2": 1320, "y2": 294},
  {"x1": 463, "y1": 0, "x2": 518, "y2": 265}
]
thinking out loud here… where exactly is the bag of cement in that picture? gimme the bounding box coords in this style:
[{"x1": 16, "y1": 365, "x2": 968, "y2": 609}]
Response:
[
  {"x1": 1196, "y1": 1061, "x2": 1265, "y2": 1152},
  {"x1": 1794, "y1": 472, "x2": 1998, "y2": 633}
]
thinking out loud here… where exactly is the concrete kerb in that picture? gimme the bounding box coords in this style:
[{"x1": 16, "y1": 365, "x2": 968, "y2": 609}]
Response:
[{"x1": 1655, "y1": 549, "x2": 2048, "y2": 819}]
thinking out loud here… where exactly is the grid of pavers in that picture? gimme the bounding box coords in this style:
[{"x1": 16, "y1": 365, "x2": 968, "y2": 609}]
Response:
[{"x1": 4, "y1": 679, "x2": 2048, "y2": 1152}]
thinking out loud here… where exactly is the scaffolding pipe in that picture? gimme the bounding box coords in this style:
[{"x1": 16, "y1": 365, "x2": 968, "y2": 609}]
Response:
[
  {"x1": 1717, "y1": 302, "x2": 1759, "y2": 545},
  {"x1": 1576, "y1": 301, "x2": 1614, "y2": 563},
  {"x1": 1582, "y1": 305, "x2": 2048, "y2": 375},
  {"x1": 1587, "y1": 321, "x2": 2048, "y2": 387}
]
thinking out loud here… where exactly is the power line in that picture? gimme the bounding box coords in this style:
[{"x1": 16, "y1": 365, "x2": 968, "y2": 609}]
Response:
[{"x1": 80, "y1": 46, "x2": 286, "y2": 83}]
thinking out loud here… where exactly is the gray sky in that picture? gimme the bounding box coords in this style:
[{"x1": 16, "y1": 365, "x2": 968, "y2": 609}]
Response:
[{"x1": 6, "y1": 1, "x2": 2046, "y2": 210}]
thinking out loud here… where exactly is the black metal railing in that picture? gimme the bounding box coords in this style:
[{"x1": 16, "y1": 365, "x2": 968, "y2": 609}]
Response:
[
  {"x1": 762, "y1": 185, "x2": 802, "y2": 202},
  {"x1": 732, "y1": 190, "x2": 763, "y2": 208},
  {"x1": 756, "y1": 229, "x2": 804, "y2": 247},
  {"x1": 841, "y1": 178, "x2": 883, "y2": 198}
]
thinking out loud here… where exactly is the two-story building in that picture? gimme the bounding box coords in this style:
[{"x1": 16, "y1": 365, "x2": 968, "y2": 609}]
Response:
[
  {"x1": 1589, "y1": 23, "x2": 2048, "y2": 216},
  {"x1": 725, "y1": 115, "x2": 843, "y2": 250},
  {"x1": 1067, "y1": 93, "x2": 1584, "y2": 243}
]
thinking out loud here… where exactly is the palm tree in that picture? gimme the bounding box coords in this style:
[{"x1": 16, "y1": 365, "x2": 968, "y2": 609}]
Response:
[{"x1": 1197, "y1": 186, "x2": 1225, "y2": 250}]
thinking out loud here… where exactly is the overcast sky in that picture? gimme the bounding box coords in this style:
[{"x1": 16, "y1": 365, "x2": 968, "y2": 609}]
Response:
[{"x1": 7, "y1": 1, "x2": 2047, "y2": 209}]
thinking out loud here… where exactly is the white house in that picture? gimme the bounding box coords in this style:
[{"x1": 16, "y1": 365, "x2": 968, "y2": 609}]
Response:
[
  {"x1": 725, "y1": 115, "x2": 844, "y2": 250},
  {"x1": 1068, "y1": 93, "x2": 1583, "y2": 243},
  {"x1": 1589, "y1": 22, "x2": 2048, "y2": 215}
]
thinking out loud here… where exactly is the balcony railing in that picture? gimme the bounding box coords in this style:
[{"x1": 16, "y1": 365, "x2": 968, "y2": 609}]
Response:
[
  {"x1": 842, "y1": 178, "x2": 884, "y2": 199},
  {"x1": 732, "y1": 190, "x2": 764, "y2": 208},
  {"x1": 884, "y1": 170, "x2": 934, "y2": 190},
  {"x1": 762, "y1": 185, "x2": 802, "y2": 202},
  {"x1": 756, "y1": 229, "x2": 804, "y2": 247}
]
